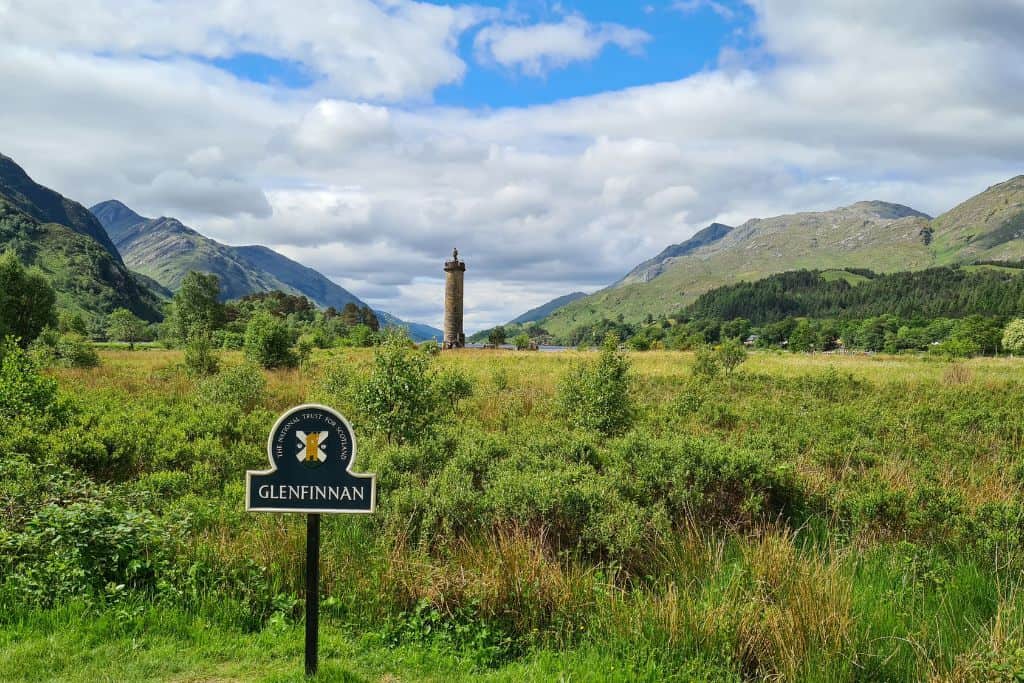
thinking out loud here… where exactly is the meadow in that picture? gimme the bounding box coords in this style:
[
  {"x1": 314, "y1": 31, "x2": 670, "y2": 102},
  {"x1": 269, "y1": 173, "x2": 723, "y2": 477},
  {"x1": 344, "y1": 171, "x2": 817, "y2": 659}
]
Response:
[{"x1": 2, "y1": 343, "x2": 1024, "y2": 682}]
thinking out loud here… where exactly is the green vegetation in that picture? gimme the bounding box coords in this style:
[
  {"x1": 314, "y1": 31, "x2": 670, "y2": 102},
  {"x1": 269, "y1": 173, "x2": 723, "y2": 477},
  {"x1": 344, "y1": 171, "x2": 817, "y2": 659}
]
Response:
[
  {"x1": 3, "y1": 343, "x2": 1024, "y2": 679},
  {"x1": 105, "y1": 308, "x2": 148, "y2": 350},
  {"x1": 685, "y1": 267, "x2": 1024, "y2": 324},
  {"x1": 6, "y1": 348, "x2": 1024, "y2": 679},
  {"x1": 90, "y1": 200, "x2": 441, "y2": 341},
  {"x1": 0, "y1": 198, "x2": 163, "y2": 324},
  {"x1": 487, "y1": 325, "x2": 507, "y2": 346},
  {"x1": 557, "y1": 334, "x2": 633, "y2": 435},
  {"x1": 244, "y1": 311, "x2": 298, "y2": 369},
  {"x1": 538, "y1": 267, "x2": 1024, "y2": 358},
  {"x1": 0, "y1": 251, "x2": 56, "y2": 346}
]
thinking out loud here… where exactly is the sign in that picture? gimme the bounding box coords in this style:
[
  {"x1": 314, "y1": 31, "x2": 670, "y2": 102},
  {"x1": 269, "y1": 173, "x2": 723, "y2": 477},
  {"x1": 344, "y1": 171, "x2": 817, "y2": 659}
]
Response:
[
  {"x1": 246, "y1": 404, "x2": 376, "y2": 676},
  {"x1": 246, "y1": 404, "x2": 376, "y2": 513}
]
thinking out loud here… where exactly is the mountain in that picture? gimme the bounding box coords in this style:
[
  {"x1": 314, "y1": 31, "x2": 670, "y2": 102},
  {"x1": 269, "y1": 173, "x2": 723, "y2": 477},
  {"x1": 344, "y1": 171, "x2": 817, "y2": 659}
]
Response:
[
  {"x1": 508, "y1": 292, "x2": 588, "y2": 325},
  {"x1": 618, "y1": 222, "x2": 733, "y2": 286},
  {"x1": 90, "y1": 200, "x2": 442, "y2": 340},
  {"x1": 374, "y1": 310, "x2": 443, "y2": 343},
  {"x1": 537, "y1": 200, "x2": 938, "y2": 339},
  {"x1": 0, "y1": 156, "x2": 163, "y2": 321},
  {"x1": 929, "y1": 175, "x2": 1024, "y2": 264},
  {"x1": 0, "y1": 153, "x2": 122, "y2": 261}
]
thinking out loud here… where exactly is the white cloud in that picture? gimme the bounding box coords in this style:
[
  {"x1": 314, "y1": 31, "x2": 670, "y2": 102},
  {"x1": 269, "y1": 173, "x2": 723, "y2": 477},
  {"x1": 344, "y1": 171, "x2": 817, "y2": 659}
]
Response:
[
  {"x1": 474, "y1": 15, "x2": 651, "y2": 76},
  {"x1": 1, "y1": 1, "x2": 1024, "y2": 330},
  {"x1": 673, "y1": 0, "x2": 738, "y2": 21},
  {"x1": 282, "y1": 100, "x2": 395, "y2": 164},
  {"x1": 0, "y1": 0, "x2": 491, "y2": 101}
]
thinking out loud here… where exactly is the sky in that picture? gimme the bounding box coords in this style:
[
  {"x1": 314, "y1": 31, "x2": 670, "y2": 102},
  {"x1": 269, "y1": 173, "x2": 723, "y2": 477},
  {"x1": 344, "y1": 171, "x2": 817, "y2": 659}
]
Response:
[{"x1": 1, "y1": 0, "x2": 1023, "y2": 331}]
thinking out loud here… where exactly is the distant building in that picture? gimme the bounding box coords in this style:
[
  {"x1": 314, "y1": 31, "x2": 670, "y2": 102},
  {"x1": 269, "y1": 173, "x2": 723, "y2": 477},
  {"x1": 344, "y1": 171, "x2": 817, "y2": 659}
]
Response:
[
  {"x1": 443, "y1": 248, "x2": 466, "y2": 349},
  {"x1": 744, "y1": 335, "x2": 759, "y2": 347}
]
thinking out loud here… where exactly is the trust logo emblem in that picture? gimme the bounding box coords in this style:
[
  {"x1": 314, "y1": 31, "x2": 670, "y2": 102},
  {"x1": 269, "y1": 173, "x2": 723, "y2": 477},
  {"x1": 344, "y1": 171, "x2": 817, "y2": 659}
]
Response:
[{"x1": 297, "y1": 431, "x2": 328, "y2": 466}]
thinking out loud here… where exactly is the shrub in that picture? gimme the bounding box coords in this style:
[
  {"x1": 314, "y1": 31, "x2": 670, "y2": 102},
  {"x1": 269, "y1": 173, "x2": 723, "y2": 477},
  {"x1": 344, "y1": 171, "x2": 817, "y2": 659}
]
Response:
[
  {"x1": 0, "y1": 337, "x2": 59, "y2": 420},
  {"x1": 198, "y1": 363, "x2": 267, "y2": 412},
  {"x1": 295, "y1": 334, "x2": 315, "y2": 368},
  {"x1": 0, "y1": 500, "x2": 178, "y2": 606},
  {"x1": 244, "y1": 312, "x2": 296, "y2": 369},
  {"x1": 436, "y1": 367, "x2": 474, "y2": 409},
  {"x1": 692, "y1": 345, "x2": 721, "y2": 379},
  {"x1": 55, "y1": 334, "x2": 100, "y2": 368},
  {"x1": 716, "y1": 338, "x2": 747, "y2": 374},
  {"x1": 184, "y1": 330, "x2": 219, "y2": 376},
  {"x1": 29, "y1": 329, "x2": 100, "y2": 368},
  {"x1": 214, "y1": 330, "x2": 245, "y2": 350},
  {"x1": 356, "y1": 330, "x2": 441, "y2": 444},
  {"x1": 558, "y1": 333, "x2": 633, "y2": 435},
  {"x1": 1002, "y1": 318, "x2": 1024, "y2": 355}
]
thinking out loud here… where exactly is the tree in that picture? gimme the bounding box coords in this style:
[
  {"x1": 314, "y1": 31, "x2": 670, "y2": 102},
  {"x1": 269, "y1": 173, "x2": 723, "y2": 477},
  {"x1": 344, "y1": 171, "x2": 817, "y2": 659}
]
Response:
[
  {"x1": 716, "y1": 338, "x2": 748, "y2": 374},
  {"x1": 340, "y1": 302, "x2": 362, "y2": 328},
  {"x1": 721, "y1": 318, "x2": 751, "y2": 342},
  {"x1": 0, "y1": 251, "x2": 56, "y2": 347},
  {"x1": 359, "y1": 305, "x2": 380, "y2": 331},
  {"x1": 170, "y1": 272, "x2": 225, "y2": 343},
  {"x1": 106, "y1": 308, "x2": 147, "y2": 350},
  {"x1": 788, "y1": 320, "x2": 818, "y2": 352},
  {"x1": 1002, "y1": 319, "x2": 1024, "y2": 355},
  {"x1": 488, "y1": 326, "x2": 507, "y2": 346},
  {"x1": 244, "y1": 311, "x2": 297, "y2": 369},
  {"x1": 58, "y1": 311, "x2": 88, "y2": 336},
  {"x1": 513, "y1": 333, "x2": 531, "y2": 350}
]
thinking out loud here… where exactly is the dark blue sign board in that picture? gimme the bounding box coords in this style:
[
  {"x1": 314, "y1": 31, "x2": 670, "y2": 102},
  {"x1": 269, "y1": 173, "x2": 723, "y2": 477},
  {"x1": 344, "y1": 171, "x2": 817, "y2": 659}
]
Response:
[{"x1": 246, "y1": 404, "x2": 375, "y2": 513}]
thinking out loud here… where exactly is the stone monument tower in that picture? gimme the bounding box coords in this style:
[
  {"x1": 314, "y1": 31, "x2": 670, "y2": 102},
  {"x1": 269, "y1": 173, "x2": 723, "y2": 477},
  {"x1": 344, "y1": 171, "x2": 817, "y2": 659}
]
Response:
[{"x1": 443, "y1": 247, "x2": 466, "y2": 349}]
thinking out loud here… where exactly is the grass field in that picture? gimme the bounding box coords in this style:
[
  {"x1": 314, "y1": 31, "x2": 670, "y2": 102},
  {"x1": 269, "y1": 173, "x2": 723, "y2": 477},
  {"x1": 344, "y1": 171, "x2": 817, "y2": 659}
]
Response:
[{"x1": 3, "y1": 346, "x2": 1024, "y2": 681}]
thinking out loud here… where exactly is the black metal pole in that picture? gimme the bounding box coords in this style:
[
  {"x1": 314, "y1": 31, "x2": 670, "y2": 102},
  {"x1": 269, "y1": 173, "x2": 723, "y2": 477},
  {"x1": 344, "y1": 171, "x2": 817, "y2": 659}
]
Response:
[{"x1": 305, "y1": 513, "x2": 320, "y2": 677}]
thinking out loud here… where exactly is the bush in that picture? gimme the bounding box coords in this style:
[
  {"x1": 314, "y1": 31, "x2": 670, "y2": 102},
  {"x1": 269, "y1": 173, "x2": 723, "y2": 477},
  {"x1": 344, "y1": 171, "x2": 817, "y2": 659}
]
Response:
[
  {"x1": 244, "y1": 312, "x2": 296, "y2": 369},
  {"x1": 1002, "y1": 318, "x2": 1024, "y2": 355},
  {"x1": 356, "y1": 330, "x2": 441, "y2": 444},
  {"x1": 692, "y1": 345, "x2": 721, "y2": 379},
  {"x1": 184, "y1": 331, "x2": 220, "y2": 376},
  {"x1": 55, "y1": 334, "x2": 100, "y2": 368},
  {"x1": 717, "y1": 338, "x2": 747, "y2": 374},
  {"x1": 0, "y1": 499, "x2": 179, "y2": 606},
  {"x1": 29, "y1": 329, "x2": 100, "y2": 368},
  {"x1": 0, "y1": 337, "x2": 59, "y2": 420},
  {"x1": 198, "y1": 363, "x2": 267, "y2": 412},
  {"x1": 295, "y1": 334, "x2": 315, "y2": 369},
  {"x1": 557, "y1": 334, "x2": 633, "y2": 435},
  {"x1": 436, "y1": 367, "x2": 474, "y2": 409},
  {"x1": 513, "y1": 333, "x2": 531, "y2": 350}
]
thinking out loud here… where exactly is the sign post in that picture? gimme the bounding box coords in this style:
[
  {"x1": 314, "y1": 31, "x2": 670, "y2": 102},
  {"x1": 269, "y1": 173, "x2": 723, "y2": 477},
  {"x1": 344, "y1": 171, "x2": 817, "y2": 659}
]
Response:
[{"x1": 246, "y1": 404, "x2": 376, "y2": 677}]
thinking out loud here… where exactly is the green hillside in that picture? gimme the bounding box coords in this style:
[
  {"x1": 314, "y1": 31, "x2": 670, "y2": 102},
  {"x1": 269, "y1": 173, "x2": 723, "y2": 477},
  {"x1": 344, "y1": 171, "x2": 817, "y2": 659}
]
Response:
[
  {"x1": 0, "y1": 153, "x2": 122, "y2": 260},
  {"x1": 542, "y1": 201, "x2": 933, "y2": 338},
  {"x1": 929, "y1": 175, "x2": 1024, "y2": 263},
  {"x1": 508, "y1": 291, "x2": 588, "y2": 325},
  {"x1": 533, "y1": 179, "x2": 1024, "y2": 341},
  {"x1": 90, "y1": 200, "x2": 442, "y2": 341},
  {"x1": 0, "y1": 198, "x2": 163, "y2": 321}
]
